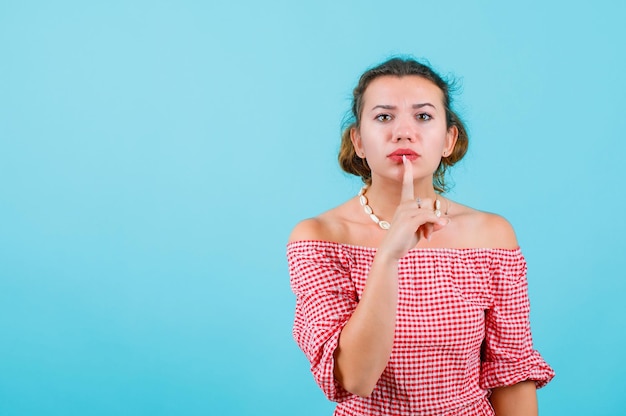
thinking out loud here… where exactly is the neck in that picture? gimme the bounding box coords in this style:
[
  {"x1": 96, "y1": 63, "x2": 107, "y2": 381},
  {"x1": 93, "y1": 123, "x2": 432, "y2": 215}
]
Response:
[{"x1": 362, "y1": 176, "x2": 439, "y2": 219}]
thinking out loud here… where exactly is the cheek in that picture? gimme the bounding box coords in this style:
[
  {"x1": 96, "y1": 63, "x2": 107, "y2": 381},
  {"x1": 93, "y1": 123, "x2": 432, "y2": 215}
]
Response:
[
  {"x1": 360, "y1": 125, "x2": 389, "y2": 148},
  {"x1": 360, "y1": 136, "x2": 383, "y2": 156}
]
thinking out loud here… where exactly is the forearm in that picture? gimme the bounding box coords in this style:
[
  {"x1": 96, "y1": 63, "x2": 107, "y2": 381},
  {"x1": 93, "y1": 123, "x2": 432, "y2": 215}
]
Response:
[
  {"x1": 490, "y1": 380, "x2": 538, "y2": 416},
  {"x1": 333, "y1": 251, "x2": 398, "y2": 397}
]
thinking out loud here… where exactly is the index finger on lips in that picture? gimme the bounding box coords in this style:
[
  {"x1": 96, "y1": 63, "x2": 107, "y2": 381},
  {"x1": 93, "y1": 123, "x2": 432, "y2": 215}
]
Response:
[{"x1": 401, "y1": 155, "x2": 415, "y2": 201}]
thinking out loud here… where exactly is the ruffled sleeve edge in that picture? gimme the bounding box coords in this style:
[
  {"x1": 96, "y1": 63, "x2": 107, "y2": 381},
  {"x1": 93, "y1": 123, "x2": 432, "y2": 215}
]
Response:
[
  {"x1": 306, "y1": 318, "x2": 355, "y2": 402},
  {"x1": 481, "y1": 349, "x2": 555, "y2": 390}
]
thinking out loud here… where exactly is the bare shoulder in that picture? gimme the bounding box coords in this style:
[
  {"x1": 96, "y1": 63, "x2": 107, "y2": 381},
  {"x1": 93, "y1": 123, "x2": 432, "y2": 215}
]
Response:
[
  {"x1": 449, "y1": 201, "x2": 519, "y2": 249},
  {"x1": 288, "y1": 203, "x2": 352, "y2": 244},
  {"x1": 479, "y1": 212, "x2": 518, "y2": 249},
  {"x1": 288, "y1": 217, "x2": 329, "y2": 242}
]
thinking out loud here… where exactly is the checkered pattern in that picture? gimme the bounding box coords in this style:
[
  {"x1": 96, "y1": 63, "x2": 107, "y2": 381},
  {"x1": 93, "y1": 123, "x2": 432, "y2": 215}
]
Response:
[{"x1": 288, "y1": 240, "x2": 554, "y2": 416}]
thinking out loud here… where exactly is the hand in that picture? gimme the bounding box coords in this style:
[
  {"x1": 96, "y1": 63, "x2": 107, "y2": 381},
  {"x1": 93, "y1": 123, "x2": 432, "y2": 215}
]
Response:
[{"x1": 379, "y1": 155, "x2": 449, "y2": 260}]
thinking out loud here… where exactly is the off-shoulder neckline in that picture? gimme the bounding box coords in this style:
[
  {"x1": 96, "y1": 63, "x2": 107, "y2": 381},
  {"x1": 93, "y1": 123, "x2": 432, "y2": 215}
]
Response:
[{"x1": 287, "y1": 239, "x2": 522, "y2": 254}]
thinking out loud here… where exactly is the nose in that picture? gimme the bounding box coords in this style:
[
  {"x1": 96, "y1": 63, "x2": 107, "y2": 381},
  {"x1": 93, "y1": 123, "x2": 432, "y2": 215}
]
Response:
[{"x1": 392, "y1": 115, "x2": 416, "y2": 142}]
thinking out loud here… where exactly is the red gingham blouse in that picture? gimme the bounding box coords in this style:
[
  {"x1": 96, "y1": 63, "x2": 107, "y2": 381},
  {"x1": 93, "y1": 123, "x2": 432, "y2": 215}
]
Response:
[{"x1": 288, "y1": 240, "x2": 554, "y2": 416}]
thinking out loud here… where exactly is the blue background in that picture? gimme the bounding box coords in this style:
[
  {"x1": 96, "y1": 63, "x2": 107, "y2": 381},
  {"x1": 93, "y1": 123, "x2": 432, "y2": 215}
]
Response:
[{"x1": 1, "y1": 1, "x2": 625, "y2": 414}]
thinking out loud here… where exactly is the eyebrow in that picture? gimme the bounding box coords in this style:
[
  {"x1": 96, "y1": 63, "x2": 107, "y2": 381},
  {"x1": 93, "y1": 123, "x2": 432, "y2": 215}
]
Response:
[{"x1": 370, "y1": 103, "x2": 437, "y2": 111}]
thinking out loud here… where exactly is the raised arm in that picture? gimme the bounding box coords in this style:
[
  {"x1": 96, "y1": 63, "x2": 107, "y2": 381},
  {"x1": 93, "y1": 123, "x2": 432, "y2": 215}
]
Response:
[{"x1": 333, "y1": 156, "x2": 449, "y2": 397}]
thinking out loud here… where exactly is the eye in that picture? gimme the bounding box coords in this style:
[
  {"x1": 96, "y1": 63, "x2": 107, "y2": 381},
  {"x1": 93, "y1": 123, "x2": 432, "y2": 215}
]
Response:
[
  {"x1": 416, "y1": 113, "x2": 432, "y2": 121},
  {"x1": 375, "y1": 114, "x2": 392, "y2": 122}
]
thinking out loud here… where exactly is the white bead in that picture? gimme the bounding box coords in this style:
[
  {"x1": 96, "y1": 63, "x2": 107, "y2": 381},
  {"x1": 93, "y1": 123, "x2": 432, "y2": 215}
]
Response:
[{"x1": 357, "y1": 187, "x2": 393, "y2": 230}]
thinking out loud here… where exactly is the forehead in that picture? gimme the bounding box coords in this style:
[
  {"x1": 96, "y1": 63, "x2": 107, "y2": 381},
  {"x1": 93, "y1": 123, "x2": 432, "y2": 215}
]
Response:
[{"x1": 362, "y1": 75, "x2": 445, "y2": 107}]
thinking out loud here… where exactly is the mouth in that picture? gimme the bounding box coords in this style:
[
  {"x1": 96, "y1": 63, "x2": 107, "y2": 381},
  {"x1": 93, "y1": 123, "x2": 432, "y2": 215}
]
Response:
[{"x1": 387, "y1": 148, "x2": 419, "y2": 162}]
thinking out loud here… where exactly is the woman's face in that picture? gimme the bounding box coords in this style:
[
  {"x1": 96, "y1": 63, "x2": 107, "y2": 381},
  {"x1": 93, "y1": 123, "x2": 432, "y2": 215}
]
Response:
[{"x1": 351, "y1": 75, "x2": 457, "y2": 184}]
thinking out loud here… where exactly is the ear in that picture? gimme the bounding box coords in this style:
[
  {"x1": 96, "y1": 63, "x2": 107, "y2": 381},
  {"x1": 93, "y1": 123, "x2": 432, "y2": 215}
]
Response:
[
  {"x1": 444, "y1": 125, "x2": 458, "y2": 157},
  {"x1": 350, "y1": 126, "x2": 365, "y2": 158}
]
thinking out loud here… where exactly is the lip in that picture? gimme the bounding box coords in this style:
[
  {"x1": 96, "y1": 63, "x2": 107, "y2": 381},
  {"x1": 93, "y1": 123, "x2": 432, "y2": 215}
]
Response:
[{"x1": 387, "y1": 148, "x2": 420, "y2": 162}]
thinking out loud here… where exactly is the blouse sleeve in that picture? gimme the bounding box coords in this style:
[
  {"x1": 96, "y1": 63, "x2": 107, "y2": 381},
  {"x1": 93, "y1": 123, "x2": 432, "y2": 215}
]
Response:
[
  {"x1": 480, "y1": 251, "x2": 555, "y2": 390},
  {"x1": 287, "y1": 242, "x2": 358, "y2": 402}
]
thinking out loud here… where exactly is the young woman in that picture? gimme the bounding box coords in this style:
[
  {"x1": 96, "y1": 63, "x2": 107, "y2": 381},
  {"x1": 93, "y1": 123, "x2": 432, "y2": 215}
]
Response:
[{"x1": 287, "y1": 57, "x2": 554, "y2": 416}]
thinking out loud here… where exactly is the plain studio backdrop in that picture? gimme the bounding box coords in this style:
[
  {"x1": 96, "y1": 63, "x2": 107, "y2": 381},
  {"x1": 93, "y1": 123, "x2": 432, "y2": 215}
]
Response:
[{"x1": 1, "y1": 1, "x2": 625, "y2": 415}]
